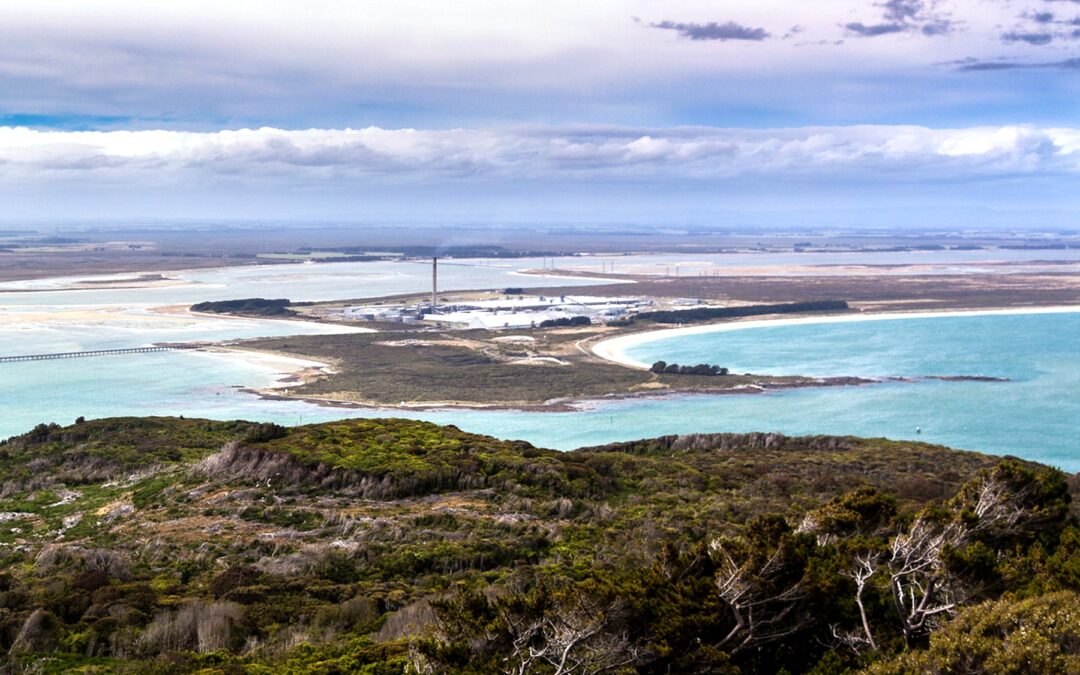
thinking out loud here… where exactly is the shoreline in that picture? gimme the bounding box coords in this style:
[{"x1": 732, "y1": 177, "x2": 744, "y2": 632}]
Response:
[
  {"x1": 592, "y1": 304, "x2": 1080, "y2": 368},
  {"x1": 186, "y1": 346, "x2": 337, "y2": 391},
  {"x1": 239, "y1": 373, "x2": 1007, "y2": 414},
  {"x1": 239, "y1": 374, "x2": 891, "y2": 413},
  {"x1": 215, "y1": 304, "x2": 1055, "y2": 412}
]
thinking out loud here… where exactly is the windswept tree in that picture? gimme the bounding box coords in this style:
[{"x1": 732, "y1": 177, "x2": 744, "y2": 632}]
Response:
[
  {"x1": 501, "y1": 596, "x2": 644, "y2": 675},
  {"x1": 821, "y1": 461, "x2": 1072, "y2": 650},
  {"x1": 419, "y1": 583, "x2": 646, "y2": 675},
  {"x1": 709, "y1": 514, "x2": 814, "y2": 653}
]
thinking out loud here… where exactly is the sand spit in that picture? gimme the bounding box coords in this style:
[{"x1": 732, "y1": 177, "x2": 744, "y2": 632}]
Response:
[{"x1": 188, "y1": 347, "x2": 336, "y2": 390}]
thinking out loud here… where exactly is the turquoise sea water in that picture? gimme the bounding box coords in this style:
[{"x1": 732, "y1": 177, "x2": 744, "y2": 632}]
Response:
[
  {"x1": 611, "y1": 312, "x2": 1080, "y2": 470},
  {"x1": 2, "y1": 311, "x2": 1077, "y2": 472},
  {"x1": 1, "y1": 258, "x2": 1078, "y2": 471}
]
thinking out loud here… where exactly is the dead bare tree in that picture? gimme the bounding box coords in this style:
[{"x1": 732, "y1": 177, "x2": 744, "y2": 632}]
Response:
[
  {"x1": 884, "y1": 472, "x2": 1031, "y2": 642},
  {"x1": 886, "y1": 515, "x2": 962, "y2": 640},
  {"x1": 850, "y1": 553, "x2": 879, "y2": 651},
  {"x1": 711, "y1": 540, "x2": 810, "y2": 653},
  {"x1": 501, "y1": 597, "x2": 644, "y2": 675},
  {"x1": 138, "y1": 600, "x2": 244, "y2": 655}
]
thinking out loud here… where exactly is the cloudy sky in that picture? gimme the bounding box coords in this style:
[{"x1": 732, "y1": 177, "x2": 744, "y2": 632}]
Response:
[{"x1": 2, "y1": 0, "x2": 1079, "y2": 228}]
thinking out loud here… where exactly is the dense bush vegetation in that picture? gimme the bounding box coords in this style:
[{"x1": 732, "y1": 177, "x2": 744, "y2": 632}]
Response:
[
  {"x1": 650, "y1": 360, "x2": 729, "y2": 376},
  {"x1": 0, "y1": 417, "x2": 1075, "y2": 673},
  {"x1": 629, "y1": 300, "x2": 849, "y2": 324},
  {"x1": 538, "y1": 315, "x2": 591, "y2": 328},
  {"x1": 866, "y1": 591, "x2": 1080, "y2": 674},
  {"x1": 190, "y1": 298, "x2": 294, "y2": 316}
]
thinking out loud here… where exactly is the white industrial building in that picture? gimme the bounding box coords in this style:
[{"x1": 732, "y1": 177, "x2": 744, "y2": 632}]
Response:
[{"x1": 333, "y1": 294, "x2": 652, "y2": 329}]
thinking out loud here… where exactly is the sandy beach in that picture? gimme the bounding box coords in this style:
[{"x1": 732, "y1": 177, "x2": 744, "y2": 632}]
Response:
[
  {"x1": 187, "y1": 347, "x2": 336, "y2": 390},
  {"x1": 592, "y1": 305, "x2": 1080, "y2": 369}
]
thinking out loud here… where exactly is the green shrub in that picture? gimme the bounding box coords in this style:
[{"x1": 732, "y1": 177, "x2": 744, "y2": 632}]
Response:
[{"x1": 866, "y1": 591, "x2": 1080, "y2": 675}]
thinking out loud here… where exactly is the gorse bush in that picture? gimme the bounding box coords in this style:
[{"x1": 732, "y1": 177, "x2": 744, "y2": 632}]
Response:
[{"x1": 866, "y1": 591, "x2": 1080, "y2": 675}]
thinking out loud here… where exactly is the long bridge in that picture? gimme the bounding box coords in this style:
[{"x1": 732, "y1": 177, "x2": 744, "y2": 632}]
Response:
[{"x1": 0, "y1": 344, "x2": 202, "y2": 363}]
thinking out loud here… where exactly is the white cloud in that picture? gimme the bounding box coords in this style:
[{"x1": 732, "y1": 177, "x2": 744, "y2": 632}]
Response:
[
  {"x1": 0, "y1": 1, "x2": 1072, "y2": 127},
  {"x1": 1, "y1": 124, "x2": 1078, "y2": 185}
]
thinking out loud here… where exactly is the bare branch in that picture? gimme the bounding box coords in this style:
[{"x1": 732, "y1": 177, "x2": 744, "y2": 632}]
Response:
[{"x1": 712, "y1": 539, "x2": 809, "y2": 653}]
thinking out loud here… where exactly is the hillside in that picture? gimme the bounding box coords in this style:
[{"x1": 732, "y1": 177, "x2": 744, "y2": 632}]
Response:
[{"x1": 0, "y1": 418, "x2": 1076, "y2": 673}]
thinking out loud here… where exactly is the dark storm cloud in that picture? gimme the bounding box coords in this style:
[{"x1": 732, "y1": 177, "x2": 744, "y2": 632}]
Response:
[
  {"x1": 844, "y1": 0, "x2": 955, "y2": 38},
  {"x1": 920, "y1": 20, "x2": 954, "y2": 36},
  {"x1": 953, "y1": 56, "x2": 1080, "y2": 71},
  {"x1": 1007, "y1": 6, "x2": 1080, "y2": 43},
  {"x1": 845, "y1": 22, "x2": 908, "y2": 36},
  {"x1": 882, "y1": 0, "x2": 925, "y2": 21},
  {"x1": 1001, "y1": 31, "x2": 1055, "y2": 44},
  {"x1": 650, "y1": 20, "x2": 770, "y2": 42}
]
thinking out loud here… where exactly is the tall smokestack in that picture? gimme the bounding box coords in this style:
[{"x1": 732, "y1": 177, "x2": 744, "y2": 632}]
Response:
[{"x1": 431, "y1": 257, "x2": 438, "y2": 313}]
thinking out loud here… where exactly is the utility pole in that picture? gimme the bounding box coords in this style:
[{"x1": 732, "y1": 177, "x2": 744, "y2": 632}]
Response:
[{"x1": 431, "y1": 257, "x2": 438, "y2": 313}]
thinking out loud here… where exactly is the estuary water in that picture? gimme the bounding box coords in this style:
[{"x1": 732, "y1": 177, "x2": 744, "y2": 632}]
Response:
[{"x1": 0, "y1": 258, "x2": 608, "y2": 439}]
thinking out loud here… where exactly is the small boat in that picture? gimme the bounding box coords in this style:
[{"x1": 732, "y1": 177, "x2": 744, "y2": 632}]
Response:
[{"x1": 915, "y1": 426, "x2": 922, "y2": 434}]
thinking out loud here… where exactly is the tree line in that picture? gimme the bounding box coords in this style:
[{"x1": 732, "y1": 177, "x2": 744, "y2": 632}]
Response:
[
  {"x1": 190, "y1": 298, "x2": 294, "y2": 316},
  {"x1": 650, "y1": 360, "x2": 729, "y2": 376},
  {"x1": 538, "y1": 316, "x2": 591, "y2": 328},
  {"x1": 627, "y1": 300, "x2": 849, "y2": 325}
]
